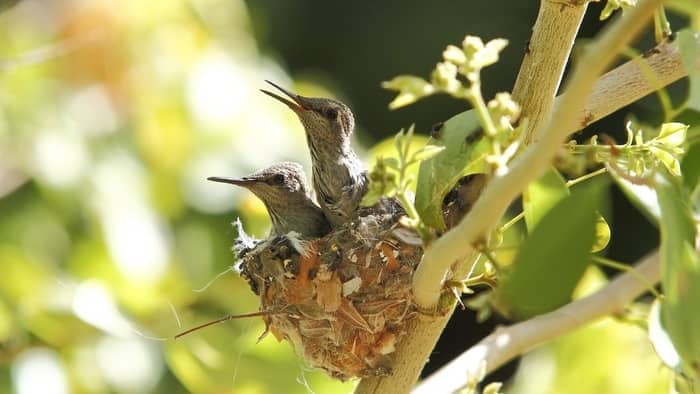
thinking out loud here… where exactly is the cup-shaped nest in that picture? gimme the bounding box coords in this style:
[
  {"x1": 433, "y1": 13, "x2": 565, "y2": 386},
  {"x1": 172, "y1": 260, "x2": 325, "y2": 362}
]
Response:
[{"x1": 239, "y1": 215, "x2": 423, "y2": 380}]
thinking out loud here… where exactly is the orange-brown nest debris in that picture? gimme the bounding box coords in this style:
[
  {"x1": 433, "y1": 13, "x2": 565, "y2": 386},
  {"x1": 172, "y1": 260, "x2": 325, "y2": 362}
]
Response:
[{"x1": 238, "y1": 215, "x2": 423, "y2": 380}]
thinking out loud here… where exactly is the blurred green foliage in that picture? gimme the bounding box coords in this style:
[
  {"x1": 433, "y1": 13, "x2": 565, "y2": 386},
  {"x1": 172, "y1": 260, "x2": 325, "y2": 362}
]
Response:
[{"x1": 0, "y1": 1, "x2": 354, "y2": 393}]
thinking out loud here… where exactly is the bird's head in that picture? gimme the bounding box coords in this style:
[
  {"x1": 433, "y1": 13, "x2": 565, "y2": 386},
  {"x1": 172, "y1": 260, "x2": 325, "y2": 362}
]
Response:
[
  {"x1": 207, "y1": 162, "x2": 310, "y2": 205},
  {"x1": 261, "y1": 80, "x2": 355, "y2": 146}
]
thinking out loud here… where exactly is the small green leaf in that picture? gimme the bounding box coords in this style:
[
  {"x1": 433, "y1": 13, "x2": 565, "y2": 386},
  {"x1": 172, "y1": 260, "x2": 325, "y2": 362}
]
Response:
[
  {"x1": 650, "y1": 146, "x2": 682, "y2": 176},
  {"x1": 523, "y1": 167, "x2": 568, "y2": 231},
  {"x1": 381, "y1": 76, "x2": 436, "y2": 109},
  {"x1": 414, "y1": 109, "x2": 487, "y2": 230},
  {"x1": 656, "y1": 122, "x2": 688, "y2": 146},
  {"x1": 494, "y1": 177, "x2": 609, "y2": 319},
  {"x1": 656, "y1": 171, "x2": 700, "y2": 379},
  {"x1": 599, "y1": 0, "x2": 637, "y2": 20},
  {"x1": 591, "y1": 214, "x2": 611, "y2": 253},
  {"x1": 677, "y1": 30, "x2": 700, "y2": 112},
  {"x1": 410, "y1": 145, "x2": 446, "y2": 163}
]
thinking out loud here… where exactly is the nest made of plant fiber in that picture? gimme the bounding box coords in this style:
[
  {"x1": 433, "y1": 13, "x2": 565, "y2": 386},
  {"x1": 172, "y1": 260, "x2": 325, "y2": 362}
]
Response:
[{"x1": 238, "y1": 214, "x2": 423, "y2": 380}]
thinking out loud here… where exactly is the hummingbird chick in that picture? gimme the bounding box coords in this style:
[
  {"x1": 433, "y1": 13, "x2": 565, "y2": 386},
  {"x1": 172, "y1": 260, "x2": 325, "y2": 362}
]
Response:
[
  {"x1": 442, "y1": 173, "x2": 488, "y2": 230},
  {"x1": 261, "y1": 81, "x2": 373, "y2": 228},
  {"x1": 208, "y1": 162, "x2": 331, "y2": 239}
]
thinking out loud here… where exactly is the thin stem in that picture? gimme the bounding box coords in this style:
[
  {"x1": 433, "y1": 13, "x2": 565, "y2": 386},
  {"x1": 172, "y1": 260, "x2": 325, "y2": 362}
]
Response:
[
  {"x1": 500, "y1": 212, "x2": 525, "y2": 233},
  {"x1": 461, "y1": 273, "x2": 498, "y2": 289},
  {"x1": 592, "y1": 255, "x2": 661, "y2": 297},
  {"x1": 566, "y1": 167, "x2": 608, "y2": 187},
  {"x1": 174, "y1": 311, "x2": 273, "y2": 339},
  {"x1": 468, "y1": 82, "x2": 499, "y2": 139}
]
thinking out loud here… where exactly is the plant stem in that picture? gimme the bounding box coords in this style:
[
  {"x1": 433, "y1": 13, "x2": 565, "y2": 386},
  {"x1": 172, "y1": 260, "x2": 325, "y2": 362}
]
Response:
[{"x1": 566, "y1": 167, "x2": 608, "y2": 187}]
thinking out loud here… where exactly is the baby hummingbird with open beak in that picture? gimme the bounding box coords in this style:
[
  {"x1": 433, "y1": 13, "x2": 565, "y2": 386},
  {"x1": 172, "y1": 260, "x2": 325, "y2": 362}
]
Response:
[
  {"x1": 260, "y1": 81, "x2": 371, "y2": 228},
  {"x1": 208, "y1": 162, "x2": 330, "y2": 239}
]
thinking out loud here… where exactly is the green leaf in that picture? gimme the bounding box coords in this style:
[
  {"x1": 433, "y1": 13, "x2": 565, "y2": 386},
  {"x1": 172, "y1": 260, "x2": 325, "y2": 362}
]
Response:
[
  {"x1": 681, "y1": 142, "x2": 700, "y2": 193},
  {"x1": 414, "y1": 109, "x2": 488, "y2": 230},
  {"x1": 523, "y1": 167, "x2": 568, "y2": 231},
  {"x1": 655, "y1": 122, "x2": 688, "y2": 146},
  {"x1": 656, "y1": 171, "x2": 700, "y2": 379},
  {"x1": 591, "y1": 214, "x2": 611, "y2": 253},
  {"x1": 410, "y1": 145, "x2": 446, "y2": 163},
  {"x1": 494, "y1": 177, "x2": 609, "y2": 319},
  {"x1": 677, "y1": 30, "x2": 700, "y2": 112},
  {"x1": 650, "y1": 146, "x2": 682, "y2": 176},
  {"x1": 381, "y1": 76, "x2": 435, "y2": 109}
]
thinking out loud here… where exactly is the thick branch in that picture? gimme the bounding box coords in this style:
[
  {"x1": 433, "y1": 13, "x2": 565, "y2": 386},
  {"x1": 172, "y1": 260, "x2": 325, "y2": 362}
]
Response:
[
  {"x1": 511, "y1": 0, "x2": 589, "y2": 143},
  {"x1": 413, "y1": 251, "x2": 660, "y2": 393},
  {"x1": 567, "y1": 37, "x2": 697, "y2": 133}
]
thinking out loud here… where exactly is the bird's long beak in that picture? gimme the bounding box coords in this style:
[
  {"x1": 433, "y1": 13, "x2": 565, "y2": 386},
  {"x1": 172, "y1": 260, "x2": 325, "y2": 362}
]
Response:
[
  {"x1": 260, "y1": 80, "x2": 310, "y2": 113},
  {"x1": 207, "y1": 176, "x2": 257, "y2": 187}
]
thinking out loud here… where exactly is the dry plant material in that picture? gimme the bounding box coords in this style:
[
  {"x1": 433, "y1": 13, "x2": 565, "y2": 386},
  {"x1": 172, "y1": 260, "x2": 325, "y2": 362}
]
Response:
[{"x1": 239, "y1": 213, "x2": 422, "y2": 380}]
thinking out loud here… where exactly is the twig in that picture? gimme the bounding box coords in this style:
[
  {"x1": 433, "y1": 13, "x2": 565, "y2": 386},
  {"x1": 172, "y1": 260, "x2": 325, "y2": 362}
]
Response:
[
  {"x1": 413, "y1": 250, "x2": 659, "y2": 394},
  {"x1": 511, "y1": 0, "x2": 590, "y2": 144}
]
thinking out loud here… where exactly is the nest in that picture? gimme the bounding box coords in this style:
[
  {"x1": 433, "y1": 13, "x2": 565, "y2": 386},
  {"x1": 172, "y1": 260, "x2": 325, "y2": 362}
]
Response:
[{"x1": 238, "y1": 214, "x2": 423, "y2": 380}]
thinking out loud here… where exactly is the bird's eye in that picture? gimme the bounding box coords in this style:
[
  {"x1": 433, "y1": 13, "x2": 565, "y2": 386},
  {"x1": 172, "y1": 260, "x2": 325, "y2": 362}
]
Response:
[
  {"x1": 325, "y1": 108, "x2": 338, "y2": 121},
  {"x1": 270, "y1": 174, "x2": 285, "y2": 185}
]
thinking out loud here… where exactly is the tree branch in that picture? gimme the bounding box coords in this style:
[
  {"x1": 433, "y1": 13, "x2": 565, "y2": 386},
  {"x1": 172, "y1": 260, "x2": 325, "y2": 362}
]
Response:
[
  {"x1": 567, "y1": 36, "x2": 698, "y2": 133},
  {"x1": 413, "y1": 250, "x2": 660, "y2": 394},
  {"x1": 511, "y1": 0, "x2": 589, "y2": 144}
]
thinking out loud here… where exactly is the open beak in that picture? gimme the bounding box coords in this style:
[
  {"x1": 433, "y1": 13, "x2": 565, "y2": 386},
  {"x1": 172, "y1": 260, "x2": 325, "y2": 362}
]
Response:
[
  {"x1": 260, "y1": 80, "x2": 309, "y2": 113},
  {"x1": 207, "y1": 176, "x2": 257, "y2": 187}
]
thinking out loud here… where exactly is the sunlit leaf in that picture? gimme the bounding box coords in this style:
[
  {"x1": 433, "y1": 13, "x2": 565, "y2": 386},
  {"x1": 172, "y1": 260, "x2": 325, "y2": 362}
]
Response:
[
  {"x1": 414, "y1": 109, "x2": 488, "y2": 230},
  {"x1": 655, "y1": 122, "x2": 688, "y2": 146},
  {"x1": 494, "y1": 177, "x2": 609, "y2": 319},
  {"x1": 591, "y1": 214, "x2": 611, "y2": 253},
  {"x1": 381, "y1": 76, "x2": 436, "y2": 109},
  {"x1": 650, "y1": 146, "x2": 682, "y2": 176},
  {"x1": 410, "y1": 145, "x2": 446, "y2": 163}
]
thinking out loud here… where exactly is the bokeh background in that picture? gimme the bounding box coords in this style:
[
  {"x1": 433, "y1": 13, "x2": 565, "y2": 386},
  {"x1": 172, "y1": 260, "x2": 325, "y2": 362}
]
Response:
[{"x1": 0, "y1": 0, "x2": 690, "y2": 393}]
